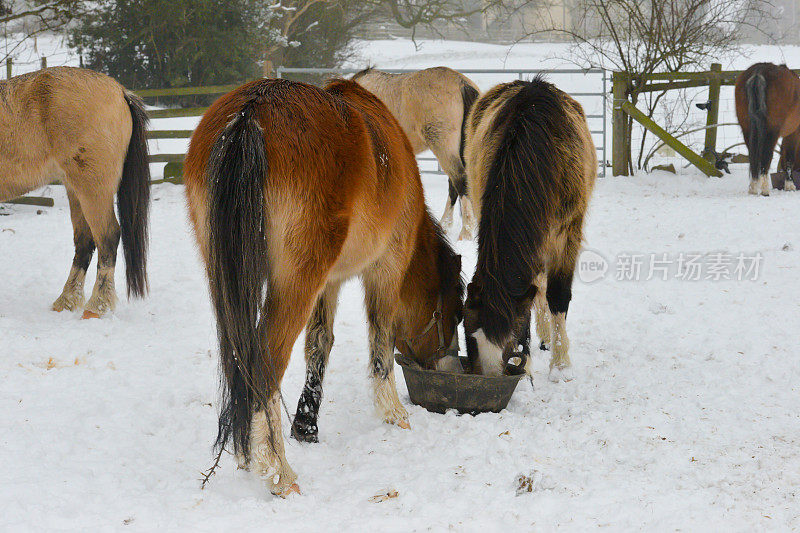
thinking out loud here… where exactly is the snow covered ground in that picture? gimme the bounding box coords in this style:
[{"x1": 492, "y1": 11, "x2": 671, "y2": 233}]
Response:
[
  {"x1": 4, "y1": 168, "x2": 800, "y2": 531},
  {"x1": 3, "y1": 38, "x2": 800, "y2": 531}
]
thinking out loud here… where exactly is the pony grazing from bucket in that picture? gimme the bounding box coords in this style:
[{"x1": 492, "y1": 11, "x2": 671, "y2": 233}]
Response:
[
  {"x1": 353, "y1": 67, "x2": 480, "y2": 240},
  {"x1": 0, "y1": 67, "x2": 150, "y2": 317},
  {"x1": 184, "y1": 78, "x2": 463, "y2": 497},
  {"x1": 735, "y1": 62, "x2": 800, "y2": 196},
  {"x1": 462, "y1": 77, "x2": 596, "y2": 382}
]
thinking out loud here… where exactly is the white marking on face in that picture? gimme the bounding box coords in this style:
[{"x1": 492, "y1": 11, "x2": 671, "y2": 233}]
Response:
[{"x1": 472, "y1": 328, "x2": 504, "y2": 376}]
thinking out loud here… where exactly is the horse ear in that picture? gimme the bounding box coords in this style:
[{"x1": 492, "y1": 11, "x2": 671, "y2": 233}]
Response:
[{"x1": 466, "y1": 281, "x2": 481, "y2": 308}]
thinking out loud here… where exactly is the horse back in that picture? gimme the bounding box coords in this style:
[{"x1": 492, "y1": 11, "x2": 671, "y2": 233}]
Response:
[
  {"x1": 0, "y1": 67, "x2": 132, "y2": 200},
  {"x1": 735, "y1": 63, "x2": 800, "y2": 137},
  {"x1": 185, "y1": 78, "x2": 424, "y2": 279},
  {"x1": 465, "y1": 79, "x2": 595, "y2": 226}
]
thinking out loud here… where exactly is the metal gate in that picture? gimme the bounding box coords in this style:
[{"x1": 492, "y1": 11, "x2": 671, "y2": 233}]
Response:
[{"x1": 277, "y1": 67, "x2": 607, "y2": 177}]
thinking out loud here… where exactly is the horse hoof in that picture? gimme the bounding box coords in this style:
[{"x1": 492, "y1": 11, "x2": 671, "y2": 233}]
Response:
[
  {"x1": 81, "y1": 310, "x2": 101, "y2": 320},
  {"x1": 275, "y1": 483, "x2": 301, "y2": 498},
  {"x1": 548, "y1": 365, "x2": 575, "y2": 383},
  {"x1": 290, "y1": 424, "x2": 319, "y2": 443}
]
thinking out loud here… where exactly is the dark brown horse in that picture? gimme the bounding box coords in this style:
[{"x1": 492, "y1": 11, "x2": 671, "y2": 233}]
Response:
[
  {"x1": 0, "y1": 67, "x2": 150, "y2": 317},
  {"x1": 735, "y1": 63, "x2": 800, "y2": 195},
  {"x1": 184, "y1": 78, "x2": 463, "y2": 496},
  {"x1": 462, "y1": 77, "x2": 596, "y2": 382}
]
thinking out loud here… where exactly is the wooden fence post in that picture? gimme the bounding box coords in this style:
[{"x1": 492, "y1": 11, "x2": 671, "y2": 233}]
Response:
[
  {"x1": 622, "y1": 100, "x2": 722, "y2": 177},
  {"x1": 612, "y1": 71, "x2": 629, "y2": 176},
  {"x1": 40, "y1": 57, "x2": 47, "y2": 70},
  {"x1": 702, "y1": 63, "x2": 722, "y2": 163},
  {"x1": 6, "y1": 58, "x2": 11, "y2": 79}
]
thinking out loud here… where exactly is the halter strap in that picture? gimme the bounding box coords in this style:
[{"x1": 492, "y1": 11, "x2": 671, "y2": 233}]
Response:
[{"x1": 399, "y1": 295, "x2": 457, "y2": 360}]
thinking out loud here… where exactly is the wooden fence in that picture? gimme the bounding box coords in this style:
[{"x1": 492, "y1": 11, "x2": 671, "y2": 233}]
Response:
[
  {"x1": 138, "y1": 83, "x2": 246, "y2": 184},
  {"x1": 610, "y1": 63, "x2": 774, "y2": 178}
]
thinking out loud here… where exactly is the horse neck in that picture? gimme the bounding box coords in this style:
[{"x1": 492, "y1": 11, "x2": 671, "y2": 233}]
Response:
[{"x1": 397, "y1": 216, "x2": 442, "y2": 337}]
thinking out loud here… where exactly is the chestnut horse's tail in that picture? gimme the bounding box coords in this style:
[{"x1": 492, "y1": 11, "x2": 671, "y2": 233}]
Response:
[
  {"x1": 118, "y1": 93, "x2": 151, "y2": 298},
  {"x1": 746, "y1": 72, "x2": 773, "y2": 182},
  {"x1": 206, "y1": 101, "x2": 271, "y2": 456}
]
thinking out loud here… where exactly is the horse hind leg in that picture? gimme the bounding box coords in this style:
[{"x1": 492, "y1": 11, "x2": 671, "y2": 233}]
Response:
[
  {"x1": 53, "y1": 189, "x2": 95, "y2": 312},
  {"x1": 440, "y1": 180, "x2": 457, "y2": 230},
  {"x1": 533, "y1": 273, "x2": 551, "y2": 351},
  {"x1": 546, "y1": 224, "x2": 583, "y2": 383},
  {"x1": 291, "y1": 281, "x2": 341, "y2": 443},
  {"x1": 431, "y1": 132, "x2": 475, "y2": 240},
  {"x1": 250, "y1": 270, "x2": 330, "y2": 496},
  {"x1": 74, "y1": 186, "x2": 120, "y2": 319}
]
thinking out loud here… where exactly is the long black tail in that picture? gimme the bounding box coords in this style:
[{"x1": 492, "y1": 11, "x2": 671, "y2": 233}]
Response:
[
  {"x1": 477, "y1": 77, "x2": 567, "y2": 342},
  {"x1": 746, "y1": 72, "x2": 773, "y2": 182},
  {"x1": 207, "y1": 101, "x2": 271, "y2": 456},
  {"x1": 118, "y1": 93, "x2": 151, "y2": 298},
  {"x1": 459, "y1": 82, "x2": 480, "y2": 168}
]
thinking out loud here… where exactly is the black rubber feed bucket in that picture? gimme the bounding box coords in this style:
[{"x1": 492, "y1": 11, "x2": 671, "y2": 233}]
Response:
[{"x1": 395, "y1": 354, "x2": 524, "y2": 414}]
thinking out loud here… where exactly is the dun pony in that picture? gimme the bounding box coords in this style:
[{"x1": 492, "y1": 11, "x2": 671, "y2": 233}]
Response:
[
  {"x1": 353, "y1": 67, "x2": 480, "y2": 239},
  {"x1": 184, "y1": 78, "x2": 463, "y2": 496},
  {"x1": 0, "y1": 67, "x2": 150, "y2": 317},
  {"x1": 462, "y1": 77, "x2": 596, "y2": 382},
  {"x1": 735, "y1": 62, "x2": 800, "y2": 195}
]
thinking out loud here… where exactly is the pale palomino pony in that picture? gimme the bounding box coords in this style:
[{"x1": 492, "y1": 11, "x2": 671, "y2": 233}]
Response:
[
  {"x1": 463, "y1": 77, "x2": 596, "y2": 383},
  {"x1": 353, "y1": 66, "x2": 480, "y2": 239},
  {"x1": 0, "y1": 67, "x2": 150, "y2": 317}
]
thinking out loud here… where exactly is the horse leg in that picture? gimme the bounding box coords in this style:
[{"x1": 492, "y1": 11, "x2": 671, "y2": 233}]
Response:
[
  {"x1": 363, "y1": 274, "x2": 409, "y2": 429},
  {"x1": 546, "y1": 226, "x2": 581, "y2": 383},
  {"x1": 440, "y1": 179, "x2": 457, "y2": 230},
  {"x1": 250, "y1": 275, "x2": 324, "y2": 496},
  {"x1": 533, "y1": 273, "x2": 551, "y2": 351},
  {"x1": 432, "y1": 134, "x2": 475, "y2": 240},
  {"x1": 291, "y1": 281, "x2": 341, "y2": 443},
  {"x1": 72, "y1": 185, "x2": 120, "y2": 318},
  {"x1": 52, "y1": 189, "x2": 95, "y2": 312}
]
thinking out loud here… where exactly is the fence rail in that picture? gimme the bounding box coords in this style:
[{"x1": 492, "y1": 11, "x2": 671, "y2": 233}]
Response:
[
  {"x1": 6, "y1": 67, "x2": 608, "y2": 206},
  {"x1": 610, "y1": 64, "x2": 800, "y2": 177}
]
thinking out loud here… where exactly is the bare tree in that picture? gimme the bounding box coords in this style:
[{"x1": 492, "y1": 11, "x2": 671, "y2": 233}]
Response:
[
  {"x1": 261, "y1": 0, "x2": 489, "y2": 73},
  {"x1": 1, "y1": 1, "x2": 85, "y2": 65},
  {"x1": 493, "y1": 0, "x2": 773, "y2": 173}
]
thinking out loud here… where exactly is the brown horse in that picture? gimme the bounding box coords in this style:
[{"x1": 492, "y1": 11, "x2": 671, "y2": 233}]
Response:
[
  {"x1": 462, "y1": 77, "x2": 596, "y2": 382},
  {"x1": 184, "y1": 78, "x2": 463, "y2": 496},
  {"x1": 353, "y1": 67, "x2": 480, "y2": 239},
  {"x1": 0, "y1": 67, "x2": 150, "y2": 317},
  {"x1": 735, "y1": 63, "x2": 800, "y2": 195}
]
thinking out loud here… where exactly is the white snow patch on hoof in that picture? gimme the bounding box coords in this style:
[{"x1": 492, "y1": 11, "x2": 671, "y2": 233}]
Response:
[{"x1": 548, "y1": 365, "x2": 575, "y2": 383}]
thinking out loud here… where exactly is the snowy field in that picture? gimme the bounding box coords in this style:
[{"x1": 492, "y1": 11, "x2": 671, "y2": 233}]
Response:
[{"x1": 3, "y1": 38, "x2": 800, "y2": 530}]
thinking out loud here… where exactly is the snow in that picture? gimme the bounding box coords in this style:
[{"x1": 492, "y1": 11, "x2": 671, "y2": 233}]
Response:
[{"x1": 3, "y1": 37, "x2": 800, "y2": 530}]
